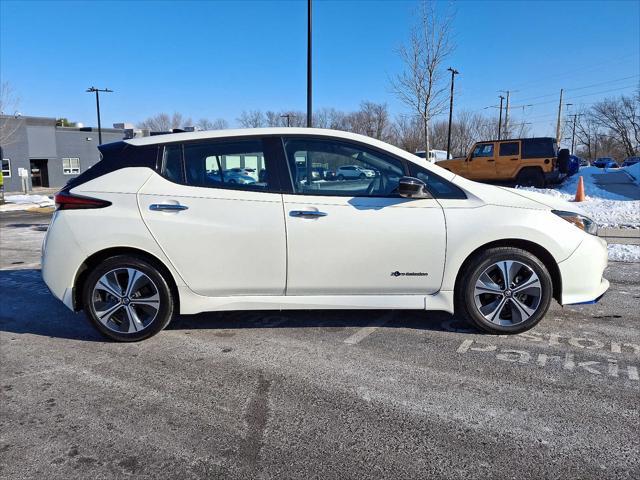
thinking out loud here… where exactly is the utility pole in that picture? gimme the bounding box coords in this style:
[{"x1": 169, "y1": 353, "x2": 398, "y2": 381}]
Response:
[
  {"x1": 280, "y1": 113, "x2": 294, "y2": 127},
  {"x1": 306, "y1": 0, "x2": 312, "y2": 128},
  {"x1": 497, "y1": 95, "x2": 505, "y2": 140},
  {"x1": 446, "y1": 67, "x2": 459, "y2": 159},
  {"x1": 86, "y1": 87, "x2": 113, "y2": 144},
  {"x1": 569, "y1": 113, "x2": 582, "y2": 154},
  {"x1": 555, "y1": 88, "x2": 564, "y2": 144},
  {"x1": 499, "y1": 90, "x2": 511, "y2": 138}
]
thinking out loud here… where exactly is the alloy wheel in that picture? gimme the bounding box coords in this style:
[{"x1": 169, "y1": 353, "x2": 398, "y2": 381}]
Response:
[
  {"x1": 473, "y1": 260, "x2": 542, "y2": 326},
  {"x1": 91, "y1": 268, "x2": 161, "y2": 334}
]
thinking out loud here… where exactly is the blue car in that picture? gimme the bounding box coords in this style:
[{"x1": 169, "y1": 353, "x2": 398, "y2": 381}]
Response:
[
  {"x1": 622, "y1": 156, "x2": 640, "y2": 167},
  {"x1": 593, "y1": 157, "x2": 619, "y2": 169},
  {"x1": 566, "y1": 155, "x2": 581, "y2": 176}
]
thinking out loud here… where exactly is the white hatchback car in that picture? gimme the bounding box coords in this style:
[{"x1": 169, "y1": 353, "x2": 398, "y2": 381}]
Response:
[
  {"x1": 336, "y1": 164, "x2": 376, "y2": 180},
  {"x1": 42, "y1": 128, "x2": 609, "y2": 342}
]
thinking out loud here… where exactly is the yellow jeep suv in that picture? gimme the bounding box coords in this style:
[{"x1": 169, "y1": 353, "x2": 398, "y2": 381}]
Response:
[{"x1": 436, "y1": 137, "x2": 568, "y2": 187}]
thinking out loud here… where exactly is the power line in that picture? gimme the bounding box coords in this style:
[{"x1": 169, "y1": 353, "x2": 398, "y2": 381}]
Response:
[{"x1": 516, "y1": 74, "x2": 639, "y2": 102}]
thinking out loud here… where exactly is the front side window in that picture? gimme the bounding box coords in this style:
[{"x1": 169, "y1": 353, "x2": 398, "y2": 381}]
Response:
[
  {"x1": 284, "y1": 138, "x2": 404, "y2": 197},
  {"x1": 408, "y1": 164, "x2": 467, "y2": 199},
  {"x1": 182, "y1": 140, "x2": 270, "y2": 190},
  {"x1": 62, "y1": 157, "x2": 80, "y2": 175},
  {"x1": 1, "y1": 158, "x2": 11, "y2": 177},
  {"x1": 499, "y1": 142, "x2": 519, "y2": 156},
  {"x1": 472, "y1": 144, "x2": 494, "y2": 158}
]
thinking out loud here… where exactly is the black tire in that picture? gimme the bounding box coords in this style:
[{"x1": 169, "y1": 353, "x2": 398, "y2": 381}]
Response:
[
  {"x1": 337, "y1": 174, "x2": 344, "y2": 181},
  {"x1": 516, "y1": 168, "x2": 545, "y2": 188},
  {"x1": 454, "y1": 247, "x2": 553, "y2": 334},
  {"x1": 82, "y1": 255, "x2": 175, "y2": 342},
  {"x1": 359, "y1": 173, "x2": 366, "y2": 179}
]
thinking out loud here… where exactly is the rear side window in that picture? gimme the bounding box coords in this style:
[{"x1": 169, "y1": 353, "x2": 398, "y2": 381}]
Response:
[
  {"x1": 522, "y1": 138, "x2": 555, "y2": 159},
  {"x1": 499, "y1": 142, "x2": 519, "y2": 156},
  {"x1": 162, "y1": 144, "x2": 183, "y2": 183},
  {"x1": 182, "y1": 140, "x2": 271, "y2": 191}
]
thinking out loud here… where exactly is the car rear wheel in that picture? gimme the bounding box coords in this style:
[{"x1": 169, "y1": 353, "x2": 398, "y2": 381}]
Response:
[
  {"x1": 337, "y1": 174, "x2": 344, "y2": 181},
  {"x1": 516, "y1": 168, "x2": 545, "y2": 188},
  {"x1": 455, "y1": 247, "x2": 552, "y2": 334},
  {"x1": 82, "y1": 255, "x2": 174, "y2": 342}
]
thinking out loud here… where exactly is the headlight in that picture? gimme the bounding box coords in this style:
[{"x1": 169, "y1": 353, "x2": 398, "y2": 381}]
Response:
[{"x1": 552, "y1": 210, "x2": 598, "y2": 235}]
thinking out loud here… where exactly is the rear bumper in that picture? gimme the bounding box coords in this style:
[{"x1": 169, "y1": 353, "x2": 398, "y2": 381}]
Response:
[
  {"x1": 41, "y1": 213, "x2": 86, "y2": 312},
  {"x1": 558, "y1": 233, "x2": 609, "y2": 305}
]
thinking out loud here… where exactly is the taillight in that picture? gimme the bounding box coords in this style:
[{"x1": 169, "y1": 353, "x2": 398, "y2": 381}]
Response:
[{"x1": 54, "y1": 191, "x2": 112, "y2": 210}]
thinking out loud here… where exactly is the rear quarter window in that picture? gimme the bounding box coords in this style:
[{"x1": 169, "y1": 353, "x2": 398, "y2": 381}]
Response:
[{"x1": 522, "y1": 139, "x2": 555, "y2": 159}]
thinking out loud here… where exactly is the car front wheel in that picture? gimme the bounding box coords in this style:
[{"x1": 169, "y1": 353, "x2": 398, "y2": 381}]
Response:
[
  {"x1": 82, "y1": 255, "x2": 175, "y2": 342},
  {"x1": 455, "y1": 247, "x2": 553, "y2": 334}
]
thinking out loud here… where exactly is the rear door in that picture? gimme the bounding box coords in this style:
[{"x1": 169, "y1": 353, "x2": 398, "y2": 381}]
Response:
[
  {"x1": 138, "y1": 137, "x2": 287, "y2": 297},
  {"x1": 495, "y1": 141, "x2": 521, "y2": 180},
  {"x1": 467, "y1": 142, "x2": 496, "y2": 180}
]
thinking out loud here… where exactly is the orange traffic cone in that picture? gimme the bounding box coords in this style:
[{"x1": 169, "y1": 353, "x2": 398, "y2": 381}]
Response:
[{"x1": 574, "y1": 176, "x2": 585, "y2": 202}]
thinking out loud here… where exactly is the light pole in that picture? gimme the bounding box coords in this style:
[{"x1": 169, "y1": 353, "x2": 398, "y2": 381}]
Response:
[
  {"x1": 281, "y1": 113, "x2": 294, "y2": 127},
  {"x1": 306, "y1": 0, "x2": 312, "y2": 128},
  {"x1": 86, "y1": 87, "x2": 113, "y2": 144},
  {"x1": 446, "y1": 67, "x2": 459, "y2": 159}
]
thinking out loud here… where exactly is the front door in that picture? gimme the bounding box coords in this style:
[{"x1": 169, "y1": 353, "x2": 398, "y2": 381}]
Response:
[
  {"x1": 138, "y1": 138, "x2": 287, "y2": 297},
  {"x1": 30, "y1": 159, "x2": 49, "y2": 187},
  {"x1": 466, "y1": 142, "x2": 496, "y2": 180},
  {"x1": 281, "y1": 137, "x2": 446, "y2": 296}
]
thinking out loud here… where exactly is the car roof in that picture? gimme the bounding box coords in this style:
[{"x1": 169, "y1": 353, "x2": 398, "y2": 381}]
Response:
[
  {"x1": 125, "y1": 127, "x2": 373, "y2": 147},
  {"x1": 122, "y1": 127, "x2": 457, "y2": 182}
]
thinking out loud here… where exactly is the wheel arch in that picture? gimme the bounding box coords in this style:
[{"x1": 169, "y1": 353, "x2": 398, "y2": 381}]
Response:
[
  {"x1": 73, "y1": 246, "x2": 180, "y2": 312},
  {"x1": 453, "y1": 238, "x2": 562, "y2": 303}
]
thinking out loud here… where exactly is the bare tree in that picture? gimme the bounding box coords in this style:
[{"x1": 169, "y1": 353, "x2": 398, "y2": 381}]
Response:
[
  {"x1": 0, "y1": 82, "x2": 23, "y2": 146},
  {"x1": 589, "y1": 93, "x2": 639, "y2": 157},
  {"x1": 313, "y1": 108, "x2": 349, "y2": 130},
  {"x1": 390, "y1": 0, "x2": 454, "y2": 155},
  {"x1": 264, "y1": 110, "x2": 306, "y2": 127},
  {"x1": 347, "y1": 102, "x2": 391, "y2": 140},
  {"x1": 138, "y1": 112, "x2": 193, "y2": 131},
  {"x1": 196, "y1": 118, "x2": 229, "y2": 131},
  {"x1": 389, "y1": 115, "x2": 423, "y2": 154},
  {"x1": 237, "y1": 110, "x2": 265, "y2": 128}
]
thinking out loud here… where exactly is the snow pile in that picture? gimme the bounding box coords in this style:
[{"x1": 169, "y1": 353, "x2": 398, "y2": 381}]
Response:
[
  {"x1": 1, "y1": 194, "x2": 55, "y2": 211},
  {"x1": 517, "y1": 167, "x2": 640, "y2": 229},
  {"x1": 608, "y1": 244, "x2": 640, "y2": 262},
  {"x1": 5, "y1": 194, "x2": 54, "y2": 206},
  {"x1": 625, "y1": 162, "x2": 640, "y2": 185}
]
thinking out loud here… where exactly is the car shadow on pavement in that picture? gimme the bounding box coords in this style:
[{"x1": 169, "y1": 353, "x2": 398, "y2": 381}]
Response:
[
  {"x1": 169, "y1": 309, "x2": 479, "y2": 335},
  {"x1": 0, "y1": 269, "x2": 104, "y2": 342},
  {"x1": 0, "y1": 269, "x2": 480, "y2": 342}
]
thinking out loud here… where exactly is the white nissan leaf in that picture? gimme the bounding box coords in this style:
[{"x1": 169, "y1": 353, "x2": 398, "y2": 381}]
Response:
[{"x1": 41, "y1": 128, "x2": 609, "y2": 342}]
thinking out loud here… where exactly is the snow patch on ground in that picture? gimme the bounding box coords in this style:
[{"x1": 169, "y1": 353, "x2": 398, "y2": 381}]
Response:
[
  {"x1": 0, "y1": 194, "x2": 54, "y2": 211},
  {"x1": 608, "y1": 244, "x2": 640, "y2": 262},
  {"x1": 518, "y1": 166, "x2": 640, "y2": 229}
]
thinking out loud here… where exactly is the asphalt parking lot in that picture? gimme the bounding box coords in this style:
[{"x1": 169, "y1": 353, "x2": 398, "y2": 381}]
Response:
[{"x1": 1, "y1": 210, "x2": 639, "y2": 479}]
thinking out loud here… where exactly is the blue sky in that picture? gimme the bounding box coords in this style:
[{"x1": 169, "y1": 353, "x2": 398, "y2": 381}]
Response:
[{"x1": 1, "y1": 0, "x2": 638, "y2": 136}]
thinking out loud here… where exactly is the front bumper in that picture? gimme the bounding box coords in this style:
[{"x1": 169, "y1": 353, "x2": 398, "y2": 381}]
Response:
[{"x1": 557, "y1": 233, "x2": 609, "y2": 305}]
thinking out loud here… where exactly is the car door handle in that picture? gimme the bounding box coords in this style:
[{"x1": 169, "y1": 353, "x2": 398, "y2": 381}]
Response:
[
  {"x1": 487, "y1": 159, "x2": 495, "y2": 162},
  {"x1": 149, "y1": 203, "x2": 189, "y2": 212},
  {"x1": 289, "y1": 210, "x2": 327, "y2": 218}
]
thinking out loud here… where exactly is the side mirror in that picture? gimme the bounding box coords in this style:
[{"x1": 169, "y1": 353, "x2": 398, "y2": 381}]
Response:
[{"x1": 398, "y1": 176, "x2": 431, "y2": 199}]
